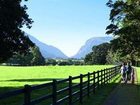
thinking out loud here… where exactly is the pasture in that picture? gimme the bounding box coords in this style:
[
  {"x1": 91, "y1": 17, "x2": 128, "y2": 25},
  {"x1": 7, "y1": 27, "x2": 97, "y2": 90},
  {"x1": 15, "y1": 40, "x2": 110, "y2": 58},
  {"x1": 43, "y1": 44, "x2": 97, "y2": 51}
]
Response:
[
  {"x1": 0, "y1": 65, "x2": 116, "y2": 105},
  {"x1": 0, "y1": 65, "x2": 113, "y2": 88}
]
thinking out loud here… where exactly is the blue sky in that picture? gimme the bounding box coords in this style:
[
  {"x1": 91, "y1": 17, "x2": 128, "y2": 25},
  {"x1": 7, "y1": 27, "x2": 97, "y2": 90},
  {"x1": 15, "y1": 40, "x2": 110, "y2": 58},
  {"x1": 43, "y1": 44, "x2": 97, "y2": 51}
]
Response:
[{"x1": 22, "y1": 0, "x2": 111, "y2": 57}]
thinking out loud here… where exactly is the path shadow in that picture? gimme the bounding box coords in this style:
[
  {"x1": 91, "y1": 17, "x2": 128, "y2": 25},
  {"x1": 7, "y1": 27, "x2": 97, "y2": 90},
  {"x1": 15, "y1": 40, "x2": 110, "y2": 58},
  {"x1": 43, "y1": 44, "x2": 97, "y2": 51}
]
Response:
[{"x1": 103, "y1": 82, "x2": 140, "y2": 105}]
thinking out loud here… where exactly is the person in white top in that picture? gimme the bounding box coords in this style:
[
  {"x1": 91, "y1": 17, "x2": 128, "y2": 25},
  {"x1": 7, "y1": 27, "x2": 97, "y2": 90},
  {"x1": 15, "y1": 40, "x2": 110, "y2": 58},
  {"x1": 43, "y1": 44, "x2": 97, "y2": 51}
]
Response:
[{"x1": 120, "y1": 62, "x2": 127, "y2": 82}]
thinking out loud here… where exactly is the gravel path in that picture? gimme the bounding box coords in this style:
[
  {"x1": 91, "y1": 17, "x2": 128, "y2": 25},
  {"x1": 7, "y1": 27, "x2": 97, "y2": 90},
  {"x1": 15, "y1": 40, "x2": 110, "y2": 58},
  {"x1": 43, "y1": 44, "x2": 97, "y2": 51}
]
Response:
[{"x1": 102, "y1": 69, "x2": 140, "y2": 105}]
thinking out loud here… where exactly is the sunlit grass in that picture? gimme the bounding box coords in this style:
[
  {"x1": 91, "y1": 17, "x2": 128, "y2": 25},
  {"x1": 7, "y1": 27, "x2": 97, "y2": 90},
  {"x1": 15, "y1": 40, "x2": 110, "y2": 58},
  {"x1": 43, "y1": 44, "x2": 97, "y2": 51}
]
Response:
[
  {"x1": 0, "y1": 65, "x2": 118, "y2": 105},
  {"x1": 136, "y1": 67, "x2": 140, "y2": 84},
  {"x1": 0, "y1": 65, "x2": 113, "y2": 87}
]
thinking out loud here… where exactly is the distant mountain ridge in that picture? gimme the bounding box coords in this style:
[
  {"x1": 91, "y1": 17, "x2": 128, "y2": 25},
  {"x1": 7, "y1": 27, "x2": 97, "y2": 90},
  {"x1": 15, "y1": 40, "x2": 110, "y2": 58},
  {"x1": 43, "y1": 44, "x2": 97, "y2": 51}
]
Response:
[
  {"x1": 27, "y1": 34, "x2": 68, "y2": 59},
  {"x1": 72, "y1": 37, "x2": 113, "y2": 59}
]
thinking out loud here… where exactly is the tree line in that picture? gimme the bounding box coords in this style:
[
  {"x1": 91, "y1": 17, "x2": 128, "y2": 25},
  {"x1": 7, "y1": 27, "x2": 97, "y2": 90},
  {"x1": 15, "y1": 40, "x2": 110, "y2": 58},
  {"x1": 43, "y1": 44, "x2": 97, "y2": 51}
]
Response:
[
  {"x1": 84, "y1": 42, "x2": 121, "y2": 65},
  {"x1": 5, "y1": 58, "x2": 84, "y2": 66},
  {"x1": 46, "y1": 59, "x2": 84, "y2": 66},
  {"x1": 6, "y1": 46, "x2": 45, "y2": 66}
]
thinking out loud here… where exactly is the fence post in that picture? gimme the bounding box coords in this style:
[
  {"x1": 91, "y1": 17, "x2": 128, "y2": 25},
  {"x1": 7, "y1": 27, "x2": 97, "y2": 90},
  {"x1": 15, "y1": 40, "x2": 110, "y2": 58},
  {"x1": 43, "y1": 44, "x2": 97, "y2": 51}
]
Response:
[
  {"x1": 113, "y1": 68, "x2": 114, "y2": 79},
  {"x1": 115, "y1": 66, "x2": 117, "y2": 76},
  {"x1": 87, "y1": 72, "x2": 90, "y2": 97},
  {"x1": 52, "y1": 79, "x2": 57, "y2": 105},
  {"x1": 101, "y1": 70, "x2": 103, "y2": 86},
  {"x1": 111, "y1": 68, "x2": 113, "y2": 80},
  {"x1": 24, "y1": 84, "x2": 31, "y2": 105},
  {"x1": 117, "y1": 66, "x2": 119, "y2": 74},
  {"x1": 106, "y1": 69, "x2": 108, "y2": 83},
  {"x1": 80, "y1": 74, "x2": 83, "y2": 104},
  {"x1": 109, "y1": 69, "x2": 111, "y2": 82},
  {"x1": 97, "y1": 71, "x2": 100, "y2": 89},
  {"x1": 69, "y1": 76, "x2": 72, "y2": 105},
  {"x1": 93, "y1": 72, "x2": 95, "y2": 94},
  {"x1": 104, "y1": 69, "x2": 106, "y2": 85},
  {"x1": 108, "y1": 69, "x2": 110, "y2": 83},
  {"x1": 110, "y1": 69, "x2": 112, "y2": 80}
]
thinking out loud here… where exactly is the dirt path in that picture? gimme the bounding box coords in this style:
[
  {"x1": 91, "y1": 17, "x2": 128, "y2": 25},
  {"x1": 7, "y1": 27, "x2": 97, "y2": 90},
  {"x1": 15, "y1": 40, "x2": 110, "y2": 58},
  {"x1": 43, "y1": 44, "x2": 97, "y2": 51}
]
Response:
[{"x1": 103, "y1": 69, "x2": 140, "y2": 105}]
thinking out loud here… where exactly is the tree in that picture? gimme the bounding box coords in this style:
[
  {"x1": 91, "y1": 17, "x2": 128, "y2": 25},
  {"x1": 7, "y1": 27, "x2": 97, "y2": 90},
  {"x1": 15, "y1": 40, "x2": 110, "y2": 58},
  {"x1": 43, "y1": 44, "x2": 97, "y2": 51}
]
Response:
[
  {"x1": 0, "y1": 0, "x2": 34, "y2": 63},
  {"x1": 106, "y1": 0, "x2": 140, "y2": 64},
  {"x1": 46, "y1": 59, "x2": 57, "y2": 66},
  {"x1": 84, "y1": 43, "x2": 110, "y2": 65},
  {"x1": 106, "y1": 50, "x2": 121, "y2": 64},
  {"x1": 84, "y1": 52, "x2": 93, "y2": 65},
  {"x1": 8, "y1": 52, "x2": 33, "y2": 66},
  {"x1": 6, "y1": 46, "x2": 45, "y2": 66},
  {"x1": 31, "y1": 47, "x2": 45, "y2": 65}
]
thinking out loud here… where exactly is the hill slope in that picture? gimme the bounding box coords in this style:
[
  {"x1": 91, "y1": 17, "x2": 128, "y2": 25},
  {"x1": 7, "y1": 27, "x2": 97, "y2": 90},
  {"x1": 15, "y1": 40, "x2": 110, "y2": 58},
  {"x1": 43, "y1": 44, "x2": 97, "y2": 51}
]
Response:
[
  {"x1": 72, "y1": 37, "x2": 113, "y2": 59},
  {"x1": 27, "y1": 34, "x2": 68, "y2": 59}
]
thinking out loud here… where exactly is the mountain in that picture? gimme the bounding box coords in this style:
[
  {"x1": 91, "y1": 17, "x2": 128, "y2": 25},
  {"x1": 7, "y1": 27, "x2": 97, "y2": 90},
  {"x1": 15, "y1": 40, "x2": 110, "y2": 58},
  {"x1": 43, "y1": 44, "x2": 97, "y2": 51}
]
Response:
[
  {"x1": 27, "y1": 34, "x2": 68, "y2": 59},
  {"x1": 72, "y1": 37, "x2": 113, "y2": 59}
]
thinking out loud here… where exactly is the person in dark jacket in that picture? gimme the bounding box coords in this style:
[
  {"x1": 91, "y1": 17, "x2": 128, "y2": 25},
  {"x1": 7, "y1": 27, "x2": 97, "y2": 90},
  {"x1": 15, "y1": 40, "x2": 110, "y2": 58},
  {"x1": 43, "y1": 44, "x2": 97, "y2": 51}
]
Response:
[{"x1": 126, "y1": 62, "x2": 132, "y2": 81}]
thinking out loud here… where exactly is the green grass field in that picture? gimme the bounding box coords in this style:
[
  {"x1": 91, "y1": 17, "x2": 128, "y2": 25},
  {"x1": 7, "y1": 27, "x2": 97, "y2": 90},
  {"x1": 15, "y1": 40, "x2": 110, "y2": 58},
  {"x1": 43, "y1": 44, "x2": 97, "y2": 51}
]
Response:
[
  {"x1": 0, "y1": 65, "x2": 113, "y2": 87},
  {"x1": 0, "y1": 65, "x2": 136, "y2": 105},
  {"x1": 0, "y1": 65, "x2": 117, "y2": 105}
]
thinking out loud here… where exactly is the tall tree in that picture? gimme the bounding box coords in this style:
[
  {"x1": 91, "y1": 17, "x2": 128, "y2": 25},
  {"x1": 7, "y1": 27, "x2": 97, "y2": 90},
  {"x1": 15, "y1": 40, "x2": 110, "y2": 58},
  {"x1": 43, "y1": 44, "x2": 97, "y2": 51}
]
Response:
[
  {"x1": 31, "y1": 47, "x2": 46, "y2": 65},
  {"x1": 106, "y1": 0, "x2": 140, "y2": 64},
  {"x1": 0, "y1": 0, "x2": 34, "y2": 63},
  {"x1": 84, "y1": 43, "x2": 110, "y2": 65},
  {"x1": 106, "y1": 50, "x2": 121, "y2": 64},
  {"x1": 84, "y1": 52, "x2": 93, "y2": 65}
]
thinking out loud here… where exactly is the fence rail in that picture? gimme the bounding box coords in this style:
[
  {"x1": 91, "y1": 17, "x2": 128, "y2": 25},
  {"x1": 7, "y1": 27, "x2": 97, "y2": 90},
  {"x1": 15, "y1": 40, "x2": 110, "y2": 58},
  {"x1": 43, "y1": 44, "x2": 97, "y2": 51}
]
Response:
[{"x1": 0, "y1": 66, "x2": 121, "y2": 105}]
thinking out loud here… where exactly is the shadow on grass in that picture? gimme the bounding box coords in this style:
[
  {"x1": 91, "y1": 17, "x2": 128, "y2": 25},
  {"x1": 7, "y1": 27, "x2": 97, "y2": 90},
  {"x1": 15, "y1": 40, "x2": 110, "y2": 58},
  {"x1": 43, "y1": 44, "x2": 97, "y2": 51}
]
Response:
[
  {"x1": 0, "y1": 76, "x2": 123, "y2": 105},
  {"x1": 79, "y1": 83, "x2": 120, "y2": 105},
  {"x1": 3, "y1": 78, "x2": 64, "y2": 82},
  {"x1": 0, "y1": 84, "x2": 122, "y2": 105},
  {"x1": 0, "y1": 82, "x2": 72, "y2": 105}
]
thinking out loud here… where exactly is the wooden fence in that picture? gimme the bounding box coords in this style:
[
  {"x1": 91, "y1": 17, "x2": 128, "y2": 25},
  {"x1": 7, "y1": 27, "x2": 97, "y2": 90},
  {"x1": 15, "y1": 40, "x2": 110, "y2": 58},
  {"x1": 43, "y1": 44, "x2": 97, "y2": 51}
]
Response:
[{"x1": 0, "y1": 66, "x2": 120, "y2": 105}]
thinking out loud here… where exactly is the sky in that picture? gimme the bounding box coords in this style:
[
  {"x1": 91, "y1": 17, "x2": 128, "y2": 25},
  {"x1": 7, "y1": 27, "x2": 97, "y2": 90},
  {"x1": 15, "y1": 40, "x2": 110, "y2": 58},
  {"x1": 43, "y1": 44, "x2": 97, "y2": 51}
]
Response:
[{"x1": 22, "y1": 0, "x2": 111, "y2": 57}]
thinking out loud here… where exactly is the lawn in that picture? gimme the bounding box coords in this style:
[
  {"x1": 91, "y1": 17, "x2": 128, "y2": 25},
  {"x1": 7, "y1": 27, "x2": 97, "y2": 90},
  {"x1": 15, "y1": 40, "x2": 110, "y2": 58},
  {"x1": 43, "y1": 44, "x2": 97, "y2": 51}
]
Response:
[
  {"x1": 0, "y1": 65, "x2": 113, "y2": 87},
  {"x1": 0, "y1": 65, "x2": 116, "y2": 105}
]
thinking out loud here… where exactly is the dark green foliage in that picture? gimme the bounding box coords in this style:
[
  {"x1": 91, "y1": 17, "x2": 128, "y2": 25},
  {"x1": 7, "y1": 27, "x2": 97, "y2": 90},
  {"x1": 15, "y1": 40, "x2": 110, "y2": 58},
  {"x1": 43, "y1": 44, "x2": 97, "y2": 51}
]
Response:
[
  {"x1": 0, "y1": 0, "x2": 34, "y2": 63},
  {"x1": 72, "y1": 60, "x2": 84, "y2": 65},
  {"x1": 84, "y1": 43, "x2": 110, "y2": 65},
  {"x1": 46, "y1": 59, "x2": 57, "y2": 66},
  {"x1": 7, "y1": 46, "x2": 45, "y2": 66},
  {"x1": 84, "y1": 52, "x2": 93, "y2": 65},
  {"x1": 106, "y1": 50, "x2": 121, "y2": 65},
  {"x1": 57, "y1": 61, "x2": 71, "y2": 66},
  {"x1": 46, "y1": 59, "x2": 84, "y2": 66},
  {"x1": 57, "y1": 59, "x2": 84, "y2": 66},
  {"x1": 31, "y1": 47, "x2": 45, "y2": 65},
  {"x1": 7, "y1": 52, "x2": 33, "y2": 66},
  {"x1": 106, "y1": 0, "x2": 140, "y2": 63}
]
